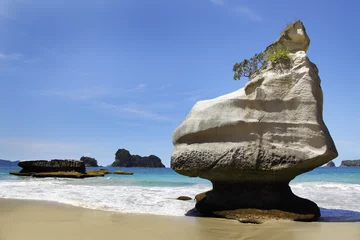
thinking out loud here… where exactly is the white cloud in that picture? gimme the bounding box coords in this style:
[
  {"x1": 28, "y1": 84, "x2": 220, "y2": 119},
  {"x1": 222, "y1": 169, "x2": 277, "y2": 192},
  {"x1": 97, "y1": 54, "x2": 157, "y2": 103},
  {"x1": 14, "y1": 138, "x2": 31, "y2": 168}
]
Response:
[
  {"x1": 136, "y1": 83, "x2": 147, "y2": 89},
  {"x1": 38, "y1": 85, "x2": 171, "y2": 122},
  {"x1": 124, "y1": 83, "x2": 148, "y2": 92},
  {"x1": 234, "y1": 6, "x2": 262, "y2": 22},
  {"x1": 39, "y1": 87, "x2": 111, "y2": 100},
  {"x1": 93, "y1": 101, "x2": 171, "y2": 122},
  {"x1": 210, "y1": 0, "x2": 225, "y2": 5},
  {"x1": 0, "y1": 138, "x2": 85, "y2": 160},
  {"x1": 0, "y1": 53, "x2": 23, "y2": 60}
]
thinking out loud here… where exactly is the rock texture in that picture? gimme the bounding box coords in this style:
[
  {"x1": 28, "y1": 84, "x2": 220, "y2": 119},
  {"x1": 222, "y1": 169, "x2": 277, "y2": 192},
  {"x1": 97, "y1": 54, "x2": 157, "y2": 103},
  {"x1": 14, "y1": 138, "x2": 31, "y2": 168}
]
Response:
[
  {"x1": 171, "y1": 21, "x2": 337, "y2": 222},
  {"x1": 10, "y1": 171, "x2": 104, "y2": 178},
  {"x1": 340, "y1": 160, "x2": 360, "y2": 167},
  {"x1": 112, "y1": 149, "x2": 165, "y2": 168},
  {"x1": 325, "y1": 161, "x2": 336, "y2": 167},
  {"x1": 80, "y1": 156, "x2": 99, "y2": 167},
  {"x1": 19, "y1": 159, "x2": 86, "y2": 173}
]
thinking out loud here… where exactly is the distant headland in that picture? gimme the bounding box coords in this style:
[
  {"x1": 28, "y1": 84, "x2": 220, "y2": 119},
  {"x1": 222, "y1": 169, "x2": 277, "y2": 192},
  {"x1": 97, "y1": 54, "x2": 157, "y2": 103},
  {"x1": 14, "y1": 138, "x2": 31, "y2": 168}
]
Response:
[
  {"x1": 340, "y1": 160, "x2": 360, "y2": 167},
  {"x1": 0, "y1": 159, "x2": 19, "y2": 167}
]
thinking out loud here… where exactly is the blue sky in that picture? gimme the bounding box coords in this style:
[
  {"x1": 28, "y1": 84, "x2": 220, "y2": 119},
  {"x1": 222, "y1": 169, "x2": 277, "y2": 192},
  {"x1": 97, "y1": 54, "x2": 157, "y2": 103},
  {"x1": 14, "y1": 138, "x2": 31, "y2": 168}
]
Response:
[{"x1": 0, "y1": 0, "x2": 359, "y2": 167}]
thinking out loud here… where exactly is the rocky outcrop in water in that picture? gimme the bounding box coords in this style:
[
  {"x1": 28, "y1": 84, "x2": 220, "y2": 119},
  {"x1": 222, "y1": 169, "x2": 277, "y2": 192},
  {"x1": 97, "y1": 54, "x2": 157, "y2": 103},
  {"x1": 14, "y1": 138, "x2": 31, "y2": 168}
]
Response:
[
  {"x1": 10, "y1": 160, "x2": 109, "y2": 178},
  {"x1": 325, "y1": 161, "x2": 336, "y2": 167},
  {"x1": 340, "y1": 160, "x2": 360, "y2": 167},
  {"x1": 18, "y1": 159, "x2": 86, "y2": 173},
  {"x1": 171, "y1": 21, "x2": 337, "y2": 222},
  {"x1": 112, "y1": 149, "x2": 165, "y2": 168},
  {"x1": 80, "y1": 156, "x2": 99, "y2": 167}
]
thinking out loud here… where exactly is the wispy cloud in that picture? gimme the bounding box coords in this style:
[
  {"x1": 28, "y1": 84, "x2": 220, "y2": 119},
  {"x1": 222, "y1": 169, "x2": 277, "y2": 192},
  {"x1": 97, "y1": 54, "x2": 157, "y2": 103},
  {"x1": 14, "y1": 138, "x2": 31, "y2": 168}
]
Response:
[
  {"x1": 0, "y1": 52, "x2": 23, "y2": 60},
  {"x1": 176, "y1": 88, "x2": 208, "y2": 96},
  {"x1": 0, "y1": 138, "x2": 85, "y2": 160},
  {"x1": 209, "y1": 0, "x2": 262, "y2": 22},
  {"x1": 38, "y1": 85, "x2": 172, "y2": 122},
  {"x1": 136, "y1": 83, "x2": 147, "y2": 89},
  {"x1": 39, "y1": 87, "x2": 111, "y2": 100},
  {"x1": 210, "y1": 0, "x2": 225, "y2": 6},
  {"x1": 234, "y1": 6, "x2": 262, "y2": 22},
  {"x1": 126, "y1": 83, "x2": 147, "y2": 92},
  {"x1": 39, "y1": 84, "x2": 149, "y2": 100},
  {"x1": 92, "y1": 101, "x2": 171, "y2": 122},
  {"x1": 157, "y1": 84, "x2": 172, "y2": 90}
]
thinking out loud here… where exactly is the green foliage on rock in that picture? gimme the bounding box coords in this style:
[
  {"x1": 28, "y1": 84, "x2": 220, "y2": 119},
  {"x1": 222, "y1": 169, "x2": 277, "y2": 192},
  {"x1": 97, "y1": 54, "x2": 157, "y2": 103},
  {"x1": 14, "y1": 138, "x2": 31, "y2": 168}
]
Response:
[
  {"x1": 233, "y1": 52, "x2": 267, "y2": 80},
  {"x1": 233, "y1": 47, "x2": 290, "y2": 80},
  {"x1": 266, "y1": 47, "x2": 290, "y2": 62},
  {"x1": 233, "y1": 46, "x2": 291, "y2": 81}
]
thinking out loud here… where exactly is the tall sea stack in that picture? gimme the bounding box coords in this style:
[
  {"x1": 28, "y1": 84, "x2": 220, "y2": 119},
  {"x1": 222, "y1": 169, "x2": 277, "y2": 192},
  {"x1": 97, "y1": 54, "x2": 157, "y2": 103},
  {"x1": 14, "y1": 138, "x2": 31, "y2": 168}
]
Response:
[{"x1": 171, "y1": 21, "x2": 337, "y2": 222}]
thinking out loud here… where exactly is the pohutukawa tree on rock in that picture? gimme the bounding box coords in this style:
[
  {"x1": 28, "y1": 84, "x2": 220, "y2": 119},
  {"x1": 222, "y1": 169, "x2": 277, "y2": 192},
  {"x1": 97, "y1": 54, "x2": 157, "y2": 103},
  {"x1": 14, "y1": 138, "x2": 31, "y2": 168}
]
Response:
[{"x1": 170, "y1": 20, "x2": 337, "y2": 223}]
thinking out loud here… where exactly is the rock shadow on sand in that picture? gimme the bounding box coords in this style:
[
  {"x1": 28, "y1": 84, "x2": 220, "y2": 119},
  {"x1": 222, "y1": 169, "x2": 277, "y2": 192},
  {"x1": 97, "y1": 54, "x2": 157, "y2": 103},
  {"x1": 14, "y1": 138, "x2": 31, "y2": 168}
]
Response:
[
  {"x1": 185, "y1": 208, "x2": 360, "y2": 223},
  {"x1": 319, "y1": 208, "x2": 360, "y2": 222}
]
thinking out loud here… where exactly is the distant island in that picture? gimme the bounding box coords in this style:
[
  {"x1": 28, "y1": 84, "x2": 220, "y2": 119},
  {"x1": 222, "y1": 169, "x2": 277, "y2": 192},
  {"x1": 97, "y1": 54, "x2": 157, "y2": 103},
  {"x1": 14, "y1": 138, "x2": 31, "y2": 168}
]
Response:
[
  {"x1": 324, "y1": 161, "x2": 336, "y2": 167},
  {"x1": 80, "y1": 156, "x2": 99, "y2": 167},
  {"x1": 340, "y1": 160, "x2": 360, "y2": 167},
  {"x1": 112, "y1": 149, "x2": 165, "y2": 168},
  {"x1": 0, "y1": 159, "x2": 19, "y2": 167}
]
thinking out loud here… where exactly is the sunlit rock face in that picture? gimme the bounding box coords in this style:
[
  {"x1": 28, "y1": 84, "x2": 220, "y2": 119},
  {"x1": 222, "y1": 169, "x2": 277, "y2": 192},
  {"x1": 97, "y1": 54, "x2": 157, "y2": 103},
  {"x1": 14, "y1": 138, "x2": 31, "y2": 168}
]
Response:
[{"x1": 171, "y1": 21, "x2": 337, "y2": 222}]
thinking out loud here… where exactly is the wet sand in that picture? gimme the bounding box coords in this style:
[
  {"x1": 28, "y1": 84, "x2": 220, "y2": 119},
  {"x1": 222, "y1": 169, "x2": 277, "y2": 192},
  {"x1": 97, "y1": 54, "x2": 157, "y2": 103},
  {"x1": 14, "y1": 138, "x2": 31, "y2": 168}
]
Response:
[{"x1": 0, "y1": 199, "x2": 359, "y2": 240}]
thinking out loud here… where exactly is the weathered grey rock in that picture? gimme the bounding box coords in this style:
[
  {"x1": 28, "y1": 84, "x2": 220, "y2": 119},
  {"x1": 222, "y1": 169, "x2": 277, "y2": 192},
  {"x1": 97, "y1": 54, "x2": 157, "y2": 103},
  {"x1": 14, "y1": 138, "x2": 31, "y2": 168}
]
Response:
[
  {"x1": 18, "y1": 159, "x2": 86, "y2": 174},
  {"x1": 171, "y1": 21, "x2": 337, "y2": 222},
  {"x1": 172, "y1": 49, "x2": 337, "y2": 182}
]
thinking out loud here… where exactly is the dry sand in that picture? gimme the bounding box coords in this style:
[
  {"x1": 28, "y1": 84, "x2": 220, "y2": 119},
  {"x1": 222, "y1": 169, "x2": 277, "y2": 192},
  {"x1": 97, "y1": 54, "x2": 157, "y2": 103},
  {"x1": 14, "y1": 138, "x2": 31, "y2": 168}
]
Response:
[{"x1": 0, "y1": 199, "x2": 359, "y2": 240}]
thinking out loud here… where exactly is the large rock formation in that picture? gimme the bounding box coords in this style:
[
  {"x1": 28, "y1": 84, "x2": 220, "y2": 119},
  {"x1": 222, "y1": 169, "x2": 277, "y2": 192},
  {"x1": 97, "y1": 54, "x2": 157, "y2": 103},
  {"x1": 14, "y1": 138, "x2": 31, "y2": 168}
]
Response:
[
  {"x1": 18, "y1": 159, "x2": 86, "y2": 174},
  {"x1": 112, "y1": 149, "x2": 165, "y2": 168},
  {"x1": 340, "y1": 160, "x2": 360, "y2": 167},
  {"x1": 11, "y1": 160, "x2": 109, "y2": 178},
  {"x1": 80, "y1": 156, "x2": 99, "y2": 167},
  {"x1": 171, "y1": 21, "x2": 337, "y2": 222}
]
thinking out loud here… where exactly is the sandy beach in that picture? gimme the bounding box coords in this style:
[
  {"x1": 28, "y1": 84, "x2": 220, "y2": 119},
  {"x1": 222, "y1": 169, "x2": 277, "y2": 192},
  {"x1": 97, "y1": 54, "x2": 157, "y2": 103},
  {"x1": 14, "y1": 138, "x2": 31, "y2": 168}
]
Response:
[{"x1": 0, "y1": 199, "x2": 359, "y2": 240}]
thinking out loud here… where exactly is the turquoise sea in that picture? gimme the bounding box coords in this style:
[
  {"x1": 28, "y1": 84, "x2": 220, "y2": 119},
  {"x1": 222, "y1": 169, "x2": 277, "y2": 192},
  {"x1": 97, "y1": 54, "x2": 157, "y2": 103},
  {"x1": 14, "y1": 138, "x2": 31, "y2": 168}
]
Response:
[{"x1": 0, "y1": 166, "x2": 359, "y2": 221}]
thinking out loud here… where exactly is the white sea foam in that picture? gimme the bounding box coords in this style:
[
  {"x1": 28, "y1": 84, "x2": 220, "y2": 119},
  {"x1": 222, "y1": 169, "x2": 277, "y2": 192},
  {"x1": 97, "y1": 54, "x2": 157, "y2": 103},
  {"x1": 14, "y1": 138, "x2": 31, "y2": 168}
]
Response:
[
  {"x1": 0, "y1": 178, "x2": 210, "y2": 216},
  {"x1": 290, "y1": 182, "x2": 360, "y2": 221},
  {"x1": 0, "y1": 179, "x2": 359, "y2": 221}
]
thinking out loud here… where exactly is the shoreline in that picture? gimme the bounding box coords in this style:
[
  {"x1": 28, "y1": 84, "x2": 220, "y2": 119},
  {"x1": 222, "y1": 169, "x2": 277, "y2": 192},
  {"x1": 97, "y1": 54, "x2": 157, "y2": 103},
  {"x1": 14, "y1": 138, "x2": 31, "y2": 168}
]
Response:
[{"x1": 1, "y1": 198, "x2": 360, "y2": 240}]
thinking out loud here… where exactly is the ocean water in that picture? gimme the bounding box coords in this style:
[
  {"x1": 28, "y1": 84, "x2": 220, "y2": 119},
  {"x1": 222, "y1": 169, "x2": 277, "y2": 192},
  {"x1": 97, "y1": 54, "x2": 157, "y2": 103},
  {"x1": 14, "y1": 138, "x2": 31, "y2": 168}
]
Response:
[{"x1": 0, "y1": 166, "x2": 359, "y2": 221}]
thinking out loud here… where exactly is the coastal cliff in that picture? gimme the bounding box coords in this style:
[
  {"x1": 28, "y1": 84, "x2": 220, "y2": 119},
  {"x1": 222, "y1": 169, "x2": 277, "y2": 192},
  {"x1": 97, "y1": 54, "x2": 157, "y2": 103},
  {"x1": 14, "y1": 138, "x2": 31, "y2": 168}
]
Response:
[
  {"x1": 340, "y1": 160, "x2": 360, "y2": 167},
  {"x1": 112, "y1": 149, "x2": 165, "y2": 168}
]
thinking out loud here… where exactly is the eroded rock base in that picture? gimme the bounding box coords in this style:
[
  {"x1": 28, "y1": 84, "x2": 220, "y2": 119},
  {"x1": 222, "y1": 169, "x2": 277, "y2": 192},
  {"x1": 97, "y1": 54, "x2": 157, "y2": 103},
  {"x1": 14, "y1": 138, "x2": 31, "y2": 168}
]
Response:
[{"x1": 195, "y1": 182, "x2": 320, "y2": 223}]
